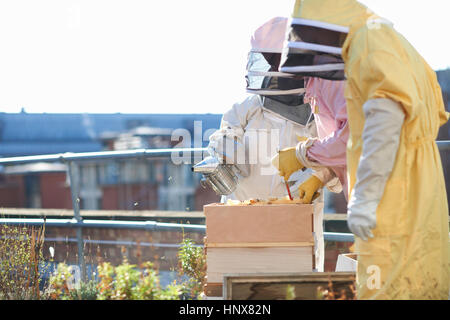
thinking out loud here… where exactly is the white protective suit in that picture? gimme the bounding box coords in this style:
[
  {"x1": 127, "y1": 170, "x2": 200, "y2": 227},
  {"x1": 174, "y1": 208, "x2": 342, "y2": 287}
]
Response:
[
  {"x1": 208, "y1": 93, "x2": 325, "y2": 271},
  {"x1": 207, "y1": 17, "x2": 328, "y2": 272},
  {"x1": 209, "y1": 94, "x2": 316, "y2": 201}
]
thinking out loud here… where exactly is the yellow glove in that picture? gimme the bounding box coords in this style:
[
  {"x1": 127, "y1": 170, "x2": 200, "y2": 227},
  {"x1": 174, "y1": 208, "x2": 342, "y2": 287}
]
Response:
[
  {"x1": 298, "y1": 175, "x2": 324, "y2": 204},
  {"x1": 296, "y1": 135, "x2": 308, "y2": 142},
  {"x1": 271, "y1": 147, "x2": 305, "y2": 181}
]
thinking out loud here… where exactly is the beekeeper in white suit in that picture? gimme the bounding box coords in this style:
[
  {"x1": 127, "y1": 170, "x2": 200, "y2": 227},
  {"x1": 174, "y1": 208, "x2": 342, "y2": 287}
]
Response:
[{"x1": 207, "y1": 17, "x2": 339, "y2": 272}]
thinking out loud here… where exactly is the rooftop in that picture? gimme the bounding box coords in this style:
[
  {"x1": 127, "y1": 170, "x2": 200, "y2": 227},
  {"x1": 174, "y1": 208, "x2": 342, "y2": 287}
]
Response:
[{"x1": 0, "y1": 113, "x2": 222, "y2": 157}]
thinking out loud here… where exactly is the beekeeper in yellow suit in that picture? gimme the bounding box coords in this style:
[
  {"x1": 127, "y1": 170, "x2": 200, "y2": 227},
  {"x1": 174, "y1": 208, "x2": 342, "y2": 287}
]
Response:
[{"x1": 276, "y1": 0, "x2": 449, "y2": 299}]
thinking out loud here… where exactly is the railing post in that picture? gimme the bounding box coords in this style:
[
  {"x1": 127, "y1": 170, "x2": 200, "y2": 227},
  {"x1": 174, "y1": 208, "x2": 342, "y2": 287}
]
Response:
[
  {"x1": 67, "y1": 161, "x2": 86, "y2": 282},
  {"x1": 437, "y1": 140, "x2": 450, "y2": 151}
]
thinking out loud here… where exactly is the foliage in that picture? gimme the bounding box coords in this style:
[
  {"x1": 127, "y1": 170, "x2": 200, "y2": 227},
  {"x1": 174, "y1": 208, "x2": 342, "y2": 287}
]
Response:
[
  {"x1": 286, "y1": 285, "x2": 296, "y2": 300},
  {"x1": 96, "y1": 261, "x2": 114, "y2": 300},
  {"x1": 2, "y1": 231, "x2": 204, "y2": 300},
  {"x1": 0, "y1": 224, "x2": 46, "y2": 300},
  {"x1": 47, "y1": 263, "x2": 72, "y2": 300},
  {"x1": 48, "y1": 263, "x2": 99, "y2": 300},
  {"x1": 69, "y1": 280, "x2": 99, "y2": 300},
  {"x1": 177, "y1": 238, "x2": 206, "y2": 299},
  {"x1": 316, "y1": 278, "x2": 357, "y2": 300},
  {"x1": 98, "y1": 259, "x2": 181, "y2": 300},
  {"x1": 49, "y1": 258, "x2": 182, "y2": 300}
]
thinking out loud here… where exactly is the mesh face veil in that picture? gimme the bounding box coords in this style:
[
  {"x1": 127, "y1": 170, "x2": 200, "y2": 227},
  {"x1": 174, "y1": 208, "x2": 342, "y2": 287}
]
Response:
[
  {"x1": 246, "y1": 17, "x2": 306, "y2": 100},
  {"x1": 280, "y1": 18, "x2": 349, "y2": 80}
]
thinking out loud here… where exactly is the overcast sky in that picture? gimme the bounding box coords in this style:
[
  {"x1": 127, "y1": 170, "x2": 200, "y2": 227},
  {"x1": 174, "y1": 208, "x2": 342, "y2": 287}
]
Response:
[{"x1": 0, "y1": 0, "x2": 448, "y2": 114}]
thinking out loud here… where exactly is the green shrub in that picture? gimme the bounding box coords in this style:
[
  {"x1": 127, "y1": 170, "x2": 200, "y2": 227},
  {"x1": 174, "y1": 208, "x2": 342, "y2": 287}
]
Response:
[
  {"x1": 69, "y1": 280, "x2": 99, "y2": 300},
  {"x1": 17, "y1": 235, "x2": 206, "y2": 300},
  {"x1": 0, "y1": 224, "x2": 46, "y2": 300},
  {"x1": 177, "y1": 238, "x2": 206, "y2": 299},
  {"x1": 98, "y1": 259, "x2": 181, "y2": 300},
  {"x1": 49, "y1": 258, "x2": 182, "y2": 300},
  {"x1": 47, "y1": 263, "x2": 99, "y2": 300},
  {"x1": 47, "y1": 263, "x2": 73, "y2": 300}
]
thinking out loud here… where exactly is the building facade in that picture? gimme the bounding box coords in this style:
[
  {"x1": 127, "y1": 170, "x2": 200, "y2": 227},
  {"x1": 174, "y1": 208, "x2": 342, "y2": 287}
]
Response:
[{"x1": 0, "y1": 113, "x2": 222, "y2": 211}]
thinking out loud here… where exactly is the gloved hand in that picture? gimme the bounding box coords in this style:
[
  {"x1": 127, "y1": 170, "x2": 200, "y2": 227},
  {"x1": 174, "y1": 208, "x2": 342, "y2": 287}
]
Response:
[
  {"x1": 347, "y1": 182, "x2": 377, "y2": 242},
  {"x1": 271, "y1": 147, "x2": 305, "y2": 181},
  {"x1": 208, "y1": 128, "x2": 247, "y2": 162},
  {"x1": 298, "y1": 175, "x2": 324, "y2": 204},
  {"x1": 347, "y1": 210, "x2": 376, "y2": 241},
  {"x1": 207, "y1": 129, "x2": 250, "y2": 177}
]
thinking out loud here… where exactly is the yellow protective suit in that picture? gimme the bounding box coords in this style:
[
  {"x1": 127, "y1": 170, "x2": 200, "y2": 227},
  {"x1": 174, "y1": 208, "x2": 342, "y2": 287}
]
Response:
[{"x1": 291, "y1": 0, "x2": 450, "y2": 299}]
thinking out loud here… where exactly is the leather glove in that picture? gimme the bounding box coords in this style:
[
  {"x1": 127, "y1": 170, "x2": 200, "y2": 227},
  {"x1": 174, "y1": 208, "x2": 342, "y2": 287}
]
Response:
[
  {"x1": 347, "y1": 209, "x2": 375, "y2": 241},
  {"x1": 347, "y1": 181, "x2": 377, "y2": 241},
  {"x1": 271, "y1": 147, "x2": 305, "y2": 181},
  {"x1": 298, "y1": 175, "x2": 324, "y2": 204}
]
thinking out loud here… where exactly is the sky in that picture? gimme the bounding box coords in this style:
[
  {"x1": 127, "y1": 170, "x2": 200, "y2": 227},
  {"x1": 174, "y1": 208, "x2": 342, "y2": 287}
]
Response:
[{"x1": 0, "y1": 0, "x2": 449, "y2": 115}]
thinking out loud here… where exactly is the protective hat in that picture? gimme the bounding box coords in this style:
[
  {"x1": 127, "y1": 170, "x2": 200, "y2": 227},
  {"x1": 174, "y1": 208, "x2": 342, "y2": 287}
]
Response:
[
  {"x1": 246, "y1": 17, "x2": 306, "y2": 98},
  {"x1": 279, "y1": 2, "x2": 355, "y2": 80}
]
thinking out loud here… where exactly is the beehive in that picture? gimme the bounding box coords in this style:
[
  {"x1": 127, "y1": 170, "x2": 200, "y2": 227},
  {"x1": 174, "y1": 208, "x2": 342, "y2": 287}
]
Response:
[{"x1": 203, "y1": 200, "x2": 319, "y2": 297}]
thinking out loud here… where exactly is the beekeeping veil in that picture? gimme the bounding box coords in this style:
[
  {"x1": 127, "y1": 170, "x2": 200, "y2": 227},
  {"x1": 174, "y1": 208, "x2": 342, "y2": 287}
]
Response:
[
  {"x1": 246, "y1": 17, "x2": 312, "y2": 126},
  {"x1": 279, "y1": 0, "x2": 361, "y2": 80}
]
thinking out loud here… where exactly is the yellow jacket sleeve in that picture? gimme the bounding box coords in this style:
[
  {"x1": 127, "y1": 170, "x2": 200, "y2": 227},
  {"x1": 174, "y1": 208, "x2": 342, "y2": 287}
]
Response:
[{"x1": 356, "y1": 50, "x2": 417, "y2": 120}]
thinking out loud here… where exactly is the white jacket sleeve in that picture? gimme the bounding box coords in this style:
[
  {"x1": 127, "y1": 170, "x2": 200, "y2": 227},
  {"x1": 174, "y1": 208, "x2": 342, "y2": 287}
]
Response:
[
  {"x1": 347, "y1": 98, "x2": 405, "y2": 239},
  {"x1": 220, "y1": 95, "x2": 261, "y2": 133},
  {"x1": 208, "y1": 96, "x2": 261, "y2": 174}
]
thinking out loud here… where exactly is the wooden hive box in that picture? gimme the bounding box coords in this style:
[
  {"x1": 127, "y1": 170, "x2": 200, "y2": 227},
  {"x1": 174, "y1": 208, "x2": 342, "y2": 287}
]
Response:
[{"x1": 203, "y1": 202, "x2": 317, "y2": 297}]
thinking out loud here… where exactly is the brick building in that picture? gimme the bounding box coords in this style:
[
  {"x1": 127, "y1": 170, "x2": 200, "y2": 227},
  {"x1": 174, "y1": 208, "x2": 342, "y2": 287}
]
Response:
[{"x1": 0, "y1": 112, "x2": 222, "y2": 211}]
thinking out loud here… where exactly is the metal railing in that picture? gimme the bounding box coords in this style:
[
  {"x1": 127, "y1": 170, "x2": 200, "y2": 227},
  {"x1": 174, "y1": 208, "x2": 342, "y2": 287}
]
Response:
[
  {"x1": 0, "y1": 217, "x2": 355, "y2": 242},
  {"x1": 0, "y1": 147, "x2": 207, "y2": 280},
  {"x1": 0, "y1": 147, "x2": 207, "y2": 165},
  {"x1": 0, "y1": 142, "x2": 448, "y2": 279},
  {"x1": 0, "y1": 147, "x2": 205, "y2": 280}
]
